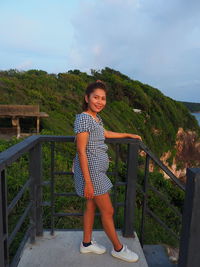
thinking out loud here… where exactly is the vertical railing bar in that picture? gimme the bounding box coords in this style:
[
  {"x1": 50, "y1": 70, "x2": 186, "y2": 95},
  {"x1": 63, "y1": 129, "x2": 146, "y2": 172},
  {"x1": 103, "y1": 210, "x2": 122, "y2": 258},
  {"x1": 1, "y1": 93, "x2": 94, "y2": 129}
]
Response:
[
  {"x1": 0, "y1": 169, "x2": 9, "y2": 267},
  {"x1": 9, "y1": 225, "x2": 32, "y2": 267},
  {"x1": 29, "y1": 148, "x2": 36, "y2": 244},
  {"x1": 123, "y1": 142, "x2": 139, "y2": 237},
  {"x1": 0, "y1": 169, "x2": 4, "y2": 267},
  {"x1": 113, "y1": 144, "x2": 119, "y2": 224},
  {"x1": 29, "y1": 142, "x2": 43, "y2": 240},
  {"x1": 35, "y1": 142, "x2": 43, "y2": 236},
  {"x1": 50, "y1": 142, "x2": 55, "y2": 235},
  {"x1": 4, "y1": 169, "x2": 9, "y2": 266},
  {"x1": 178, "y1": 168, "x2": 200, "y2": 267},
  {"x1": 140, "y1": 154, "x2": 150, "y2": 247}
]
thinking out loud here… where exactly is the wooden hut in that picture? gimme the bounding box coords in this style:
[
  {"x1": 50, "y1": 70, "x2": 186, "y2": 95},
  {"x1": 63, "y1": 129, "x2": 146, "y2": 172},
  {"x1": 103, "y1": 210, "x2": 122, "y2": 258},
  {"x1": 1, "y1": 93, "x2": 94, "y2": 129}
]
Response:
[{"x1": 0, "y1": 105, "x2": 49, "y2": 138}]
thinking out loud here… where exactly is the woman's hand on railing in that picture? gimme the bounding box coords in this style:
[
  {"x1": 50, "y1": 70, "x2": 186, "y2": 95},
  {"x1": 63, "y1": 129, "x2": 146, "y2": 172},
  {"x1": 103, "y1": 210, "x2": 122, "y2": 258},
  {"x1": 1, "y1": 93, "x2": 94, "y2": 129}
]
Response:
[{"x1": 128, "y1": 133, "x2": 142, "y2": 141}]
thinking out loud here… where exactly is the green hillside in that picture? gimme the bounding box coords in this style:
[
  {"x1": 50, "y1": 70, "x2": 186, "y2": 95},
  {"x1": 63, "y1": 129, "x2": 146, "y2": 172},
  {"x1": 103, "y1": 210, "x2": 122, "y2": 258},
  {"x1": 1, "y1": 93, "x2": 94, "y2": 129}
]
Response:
[
  {"x1": 0, "y1": 67, "x2": 199, "y2": 157},
  {"x1": 1, "y1": 68, "x2": 199, "y2": 253}
]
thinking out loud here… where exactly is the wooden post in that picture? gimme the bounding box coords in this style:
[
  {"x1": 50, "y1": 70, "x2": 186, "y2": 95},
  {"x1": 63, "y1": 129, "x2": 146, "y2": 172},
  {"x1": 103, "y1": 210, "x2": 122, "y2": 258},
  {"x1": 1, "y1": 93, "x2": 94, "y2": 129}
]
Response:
[
  {"x1": 16, "y1": 118, "x2": 20, "y2": 138},
  {"x1": 12, "y1": 117, "x2": 20, "y2": 137},
  {"x1": 36, "y1": 117, "x2": 40, "y2": 133}
]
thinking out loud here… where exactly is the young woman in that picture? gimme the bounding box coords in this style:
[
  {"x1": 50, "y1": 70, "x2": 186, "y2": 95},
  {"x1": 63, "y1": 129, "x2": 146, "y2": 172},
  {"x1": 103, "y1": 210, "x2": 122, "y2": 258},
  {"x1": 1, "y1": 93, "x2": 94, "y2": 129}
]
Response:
[{"x1": 73, "y1": 80, "x2": 142, "y2": 263}]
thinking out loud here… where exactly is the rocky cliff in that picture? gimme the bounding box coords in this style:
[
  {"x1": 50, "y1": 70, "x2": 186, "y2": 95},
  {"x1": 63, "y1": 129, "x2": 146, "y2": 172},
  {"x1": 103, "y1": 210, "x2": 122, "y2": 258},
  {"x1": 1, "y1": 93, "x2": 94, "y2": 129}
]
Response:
[{"x1": 160, "y1": 128, "x2": 200, "y2": 182}]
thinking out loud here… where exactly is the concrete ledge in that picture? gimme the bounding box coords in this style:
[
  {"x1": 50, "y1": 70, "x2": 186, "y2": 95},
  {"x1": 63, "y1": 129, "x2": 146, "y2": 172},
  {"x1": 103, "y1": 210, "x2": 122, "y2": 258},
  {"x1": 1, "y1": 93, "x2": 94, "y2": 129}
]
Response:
[
  {"x1": 143, "y1": 245, "x2": 177, "y2": 267},
  {"x1": 18, "y1": 230, "x2": 148, "y2": 267}
]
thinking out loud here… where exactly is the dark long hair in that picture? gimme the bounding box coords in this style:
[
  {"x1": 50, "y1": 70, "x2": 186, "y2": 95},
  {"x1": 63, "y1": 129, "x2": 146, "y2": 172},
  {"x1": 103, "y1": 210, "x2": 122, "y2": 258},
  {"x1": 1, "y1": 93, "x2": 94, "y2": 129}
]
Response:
[{"x1": 82, "y1": 80, "x2": 108, "y2": 111}]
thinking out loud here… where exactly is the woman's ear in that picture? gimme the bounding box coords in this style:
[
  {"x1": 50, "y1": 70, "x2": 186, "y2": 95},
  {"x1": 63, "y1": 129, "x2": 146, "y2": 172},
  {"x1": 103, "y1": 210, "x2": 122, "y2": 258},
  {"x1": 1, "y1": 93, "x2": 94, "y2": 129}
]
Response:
[{"x1": 85, "y1": 95, "x2": 89, "y2": 103}]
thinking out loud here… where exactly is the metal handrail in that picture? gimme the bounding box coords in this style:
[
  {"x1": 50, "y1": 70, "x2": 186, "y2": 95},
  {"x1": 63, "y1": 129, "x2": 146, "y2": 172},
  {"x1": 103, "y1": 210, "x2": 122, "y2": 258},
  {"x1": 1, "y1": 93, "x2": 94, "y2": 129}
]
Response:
[
  {"x1": 139, "y1": 142, "x2": 185, "y2": 191},
  {"x1": 0, "y1": 135, "x2": 139, "y2": 266},
  {"x1": 138, "y1": 143, "x2": 185, "y2": 247},
  {"x1": 0, "y1": 135, "x2": 198, "y2": 267}
]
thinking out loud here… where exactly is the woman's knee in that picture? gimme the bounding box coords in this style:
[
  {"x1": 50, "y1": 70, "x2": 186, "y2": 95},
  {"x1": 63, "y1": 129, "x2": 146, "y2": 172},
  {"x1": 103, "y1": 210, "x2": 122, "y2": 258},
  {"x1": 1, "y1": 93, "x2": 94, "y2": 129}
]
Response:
[
  {"x1": 101, "y1": 206, "x2": 114, "y2": 218},
  {"x1": 94, "y1": 193, "x2": 114, "y2": 217},
  {"x1": 85, "y1": 200, "x2": 96, "y2": 213}
]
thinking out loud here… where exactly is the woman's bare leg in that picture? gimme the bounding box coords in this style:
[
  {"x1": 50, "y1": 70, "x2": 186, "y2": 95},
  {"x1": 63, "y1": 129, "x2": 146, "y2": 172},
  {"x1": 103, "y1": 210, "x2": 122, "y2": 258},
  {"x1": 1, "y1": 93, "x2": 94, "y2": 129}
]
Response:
[
  {"x1": 83, "y1": 199, "x2": 96, "y2": 243},
  {"x1": 94, "y1": 193, "x2": 122, "y2": 250}
]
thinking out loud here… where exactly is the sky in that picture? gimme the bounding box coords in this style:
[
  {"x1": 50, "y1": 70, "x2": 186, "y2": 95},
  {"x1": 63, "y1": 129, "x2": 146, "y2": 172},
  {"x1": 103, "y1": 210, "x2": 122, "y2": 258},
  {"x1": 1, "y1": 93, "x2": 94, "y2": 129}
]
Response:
[{"x1": 0, "y1": 0, "x2": 200, "y2": 102}]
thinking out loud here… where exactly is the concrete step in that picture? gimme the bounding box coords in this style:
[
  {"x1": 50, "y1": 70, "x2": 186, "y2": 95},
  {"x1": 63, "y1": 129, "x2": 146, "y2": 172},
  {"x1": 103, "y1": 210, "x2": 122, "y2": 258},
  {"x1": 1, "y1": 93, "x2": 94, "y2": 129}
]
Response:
[
  {"x1": 143, "y1": 245, "x2": 177, "y2": 267},
  {"x1": 17, "y1": 230, "x2": 148, "y2": 267}
]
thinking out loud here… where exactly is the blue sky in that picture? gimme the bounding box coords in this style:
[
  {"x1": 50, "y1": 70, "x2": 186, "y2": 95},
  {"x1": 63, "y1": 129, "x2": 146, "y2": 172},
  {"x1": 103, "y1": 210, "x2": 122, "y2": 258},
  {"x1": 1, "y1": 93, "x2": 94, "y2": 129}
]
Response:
[{"x1": 0, "y1": 0, "x2": 200, "y2": 102}]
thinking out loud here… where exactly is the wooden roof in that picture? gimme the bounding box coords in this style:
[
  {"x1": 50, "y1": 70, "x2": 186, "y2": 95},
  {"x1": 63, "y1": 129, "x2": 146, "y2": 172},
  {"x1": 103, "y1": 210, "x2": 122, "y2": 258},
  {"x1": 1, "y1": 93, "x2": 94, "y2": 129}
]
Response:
[{"x1": 0, "y1": 105, "x2": 49, "y2": 118}]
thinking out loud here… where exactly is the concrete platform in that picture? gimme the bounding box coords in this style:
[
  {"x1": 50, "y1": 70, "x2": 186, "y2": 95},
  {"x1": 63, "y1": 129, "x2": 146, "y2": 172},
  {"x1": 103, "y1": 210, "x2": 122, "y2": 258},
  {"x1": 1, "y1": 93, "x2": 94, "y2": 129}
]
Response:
[
  {"x1": 17, "y1": 230, "x2": 148, "y2": 267},
  {"x1": 143, "y1": 245, "x2": 177, "y2": 267}
]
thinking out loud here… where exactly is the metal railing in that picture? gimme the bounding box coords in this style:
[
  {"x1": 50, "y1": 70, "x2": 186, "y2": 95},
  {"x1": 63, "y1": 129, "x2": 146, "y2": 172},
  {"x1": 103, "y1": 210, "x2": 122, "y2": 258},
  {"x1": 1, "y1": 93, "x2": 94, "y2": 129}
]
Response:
[
  {"x1": 138, "y1": 142, "x2": 185, "y2": 247},
  {"x1": 0, "y1": 135, "x2": 199, "y2": 267}
]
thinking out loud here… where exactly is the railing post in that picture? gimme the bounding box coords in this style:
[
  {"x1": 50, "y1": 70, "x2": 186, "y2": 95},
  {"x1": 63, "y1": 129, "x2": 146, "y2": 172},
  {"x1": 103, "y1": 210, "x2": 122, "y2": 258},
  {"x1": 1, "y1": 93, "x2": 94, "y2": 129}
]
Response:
[
  {"x1": 123, "y1": 142, "x2": 139, "y2": 237},
  {"x1": 50, "y1": 142, "x2": 55, "y2": 235},
  {"x1": 178, "y1": 168, "x2": 200, "y2": 267},
  {"x1": 140, "y1": 154, "x2": 150, "y2": 247},
  {"x1": 0, "y1": 169, "x2": 9, "y2": 267},
  {"x1": 29, "y1": 142, "x2": 43, "y2": 243}
]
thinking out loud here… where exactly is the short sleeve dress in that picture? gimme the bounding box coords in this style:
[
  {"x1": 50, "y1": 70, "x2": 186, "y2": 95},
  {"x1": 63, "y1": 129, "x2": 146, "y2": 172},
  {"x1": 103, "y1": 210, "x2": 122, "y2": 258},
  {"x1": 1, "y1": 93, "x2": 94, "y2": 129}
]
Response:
[{"x1": 73, "y1": 112, "x2": 113, "y2": 197}]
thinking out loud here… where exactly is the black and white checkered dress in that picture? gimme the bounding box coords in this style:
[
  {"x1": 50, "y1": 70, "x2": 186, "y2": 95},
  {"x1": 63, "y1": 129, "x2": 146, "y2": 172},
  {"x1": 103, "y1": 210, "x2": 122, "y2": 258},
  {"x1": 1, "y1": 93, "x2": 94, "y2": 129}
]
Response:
[{"x1": 73, "y1": 113, "x2": 113, "y2": 197}]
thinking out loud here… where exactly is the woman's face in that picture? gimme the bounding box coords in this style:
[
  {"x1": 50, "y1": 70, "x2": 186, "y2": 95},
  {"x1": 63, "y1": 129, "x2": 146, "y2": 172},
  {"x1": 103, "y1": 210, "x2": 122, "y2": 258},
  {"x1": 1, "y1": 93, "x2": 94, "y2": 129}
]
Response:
[{"x1": 85, "y1": 88, "x2": 106, "y2": 113}]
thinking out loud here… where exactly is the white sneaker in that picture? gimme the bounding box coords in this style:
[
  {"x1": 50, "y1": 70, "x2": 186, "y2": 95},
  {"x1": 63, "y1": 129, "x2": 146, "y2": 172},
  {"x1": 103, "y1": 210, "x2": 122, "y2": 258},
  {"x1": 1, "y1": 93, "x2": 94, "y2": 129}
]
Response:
[
  {"x1": 80, "y1": 240, "x2": 106, "y2": 254},
  {"x1": 111, "y1": 244, "x2": 139, "y2": 262}
]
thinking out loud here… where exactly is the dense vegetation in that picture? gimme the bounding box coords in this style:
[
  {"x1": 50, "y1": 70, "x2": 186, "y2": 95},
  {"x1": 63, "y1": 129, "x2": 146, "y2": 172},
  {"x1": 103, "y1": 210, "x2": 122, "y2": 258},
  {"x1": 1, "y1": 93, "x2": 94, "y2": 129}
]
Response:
[
  {"x1": 181, "y1": 101, "x2": 200, "y2": 113},
  {"x1": 0, "y1": 68, "x2": 199, "y2": 261},
  {"x1": 0, "y1": 68, "x2": 199, "y2": 157}
]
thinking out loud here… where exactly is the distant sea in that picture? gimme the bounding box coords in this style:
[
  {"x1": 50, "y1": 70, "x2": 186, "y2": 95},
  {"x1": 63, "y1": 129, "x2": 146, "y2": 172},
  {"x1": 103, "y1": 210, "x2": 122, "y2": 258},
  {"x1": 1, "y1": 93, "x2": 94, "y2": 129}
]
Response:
[{"x1": 192, "y1": 113, "x2": 200, "y2": 126}]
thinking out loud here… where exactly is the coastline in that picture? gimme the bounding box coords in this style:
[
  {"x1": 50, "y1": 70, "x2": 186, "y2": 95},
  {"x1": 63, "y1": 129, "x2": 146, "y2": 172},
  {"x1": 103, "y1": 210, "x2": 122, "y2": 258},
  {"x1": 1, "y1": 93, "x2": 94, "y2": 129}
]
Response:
[{"x1": 192, "y1": 112, "x2": 200, "y2": 126}]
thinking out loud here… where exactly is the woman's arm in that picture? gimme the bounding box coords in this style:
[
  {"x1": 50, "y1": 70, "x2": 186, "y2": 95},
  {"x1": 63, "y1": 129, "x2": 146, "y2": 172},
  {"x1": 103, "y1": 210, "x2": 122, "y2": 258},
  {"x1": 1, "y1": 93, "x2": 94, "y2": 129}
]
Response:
[
  {"x1": 76, "y1": 132, "x2": 94, "y2": 199},
  {"x1": 104, "y1": 129, "x2": 142, "y2": 140}
]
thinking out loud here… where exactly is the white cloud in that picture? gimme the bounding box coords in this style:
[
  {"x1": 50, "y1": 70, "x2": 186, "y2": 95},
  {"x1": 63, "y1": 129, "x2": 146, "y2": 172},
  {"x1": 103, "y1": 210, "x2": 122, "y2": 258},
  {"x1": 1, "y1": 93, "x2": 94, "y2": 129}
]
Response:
[
  {"x1": 16, "y1": 60, "x2": 33, "y2": 70},
  {"x1": 69, "y1": 0, "x2": 200, "y2": 101},
  {"x1": 0, "y1": 0, "x2": 199, "y2": 101}
]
